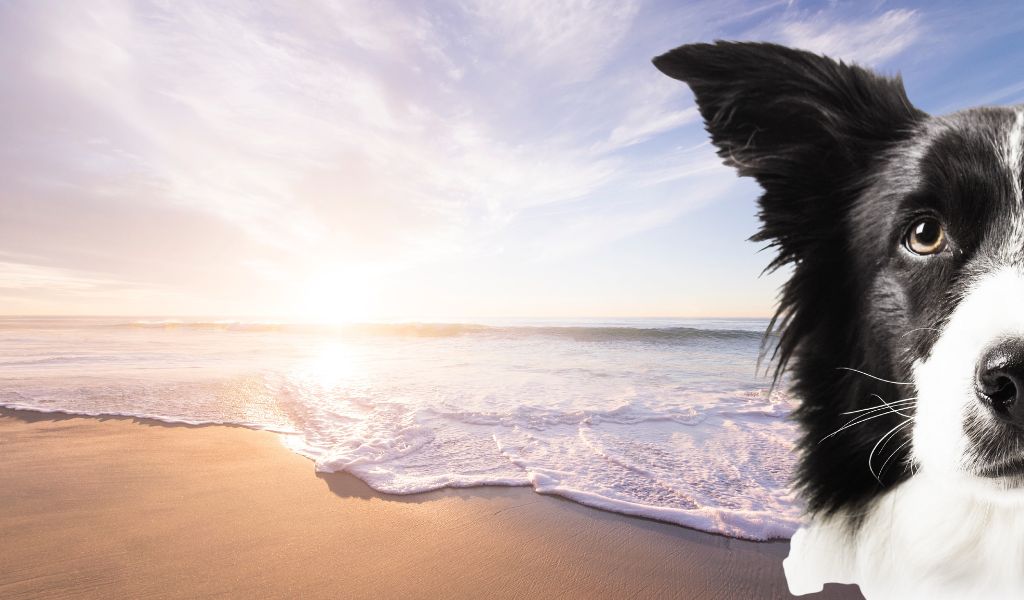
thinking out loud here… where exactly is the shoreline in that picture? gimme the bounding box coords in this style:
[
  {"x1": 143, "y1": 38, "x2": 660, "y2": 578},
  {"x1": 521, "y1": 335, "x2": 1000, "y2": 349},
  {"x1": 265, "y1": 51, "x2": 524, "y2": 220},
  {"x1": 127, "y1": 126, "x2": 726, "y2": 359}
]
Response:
[{"x1": 0, "y1": 407, "x2": 861, "y2": 599}]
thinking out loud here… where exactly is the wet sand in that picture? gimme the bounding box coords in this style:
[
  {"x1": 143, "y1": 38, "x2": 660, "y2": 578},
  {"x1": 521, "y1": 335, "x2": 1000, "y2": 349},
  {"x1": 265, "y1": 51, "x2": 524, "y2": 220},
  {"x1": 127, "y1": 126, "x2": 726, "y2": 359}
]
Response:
[{"x1": 0, "y1": 408, "x2": 861, "y2": 599}]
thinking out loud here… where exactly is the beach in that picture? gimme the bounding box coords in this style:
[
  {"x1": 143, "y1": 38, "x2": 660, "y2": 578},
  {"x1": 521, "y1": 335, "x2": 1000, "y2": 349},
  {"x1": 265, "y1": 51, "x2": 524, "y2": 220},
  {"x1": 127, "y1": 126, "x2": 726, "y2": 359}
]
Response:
[
  {"x1": 0, "y1": 408, "x2": 861, "y2": 599},
  {"x1": 0, "y1": 317, "x2": 803, "y2": 541}
]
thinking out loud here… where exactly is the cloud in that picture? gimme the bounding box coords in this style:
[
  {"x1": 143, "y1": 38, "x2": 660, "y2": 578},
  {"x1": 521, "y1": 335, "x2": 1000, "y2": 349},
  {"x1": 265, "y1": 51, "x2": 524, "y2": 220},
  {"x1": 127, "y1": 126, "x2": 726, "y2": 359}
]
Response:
[
  {"x1": 605, "y1": 107, "x2": 699, "y2": 150},
  {"x1": 957, "y1": 80, "x2": 1024, "y2": 109},
  {"x1": 464, "y1": 0, "x2": 641, "y2": 82},
  {"x1": 0, "y1": 259, "x2": 181, "y2": 314},
  {"x1": 0, "y1": 261, "x2": 116, "y2": 292},
  {"x1": 0, "y1": 0, "x2": 944, "y2": 317},
  {"x1": 761, "y1": 9, "x2": 923, "y2": 65},
  {"x1": 0, "y1": 2, "x2": 694, "y2": 261},
  {"x1": 526, "y1": 170, "x2": 739, "y2": 260}
]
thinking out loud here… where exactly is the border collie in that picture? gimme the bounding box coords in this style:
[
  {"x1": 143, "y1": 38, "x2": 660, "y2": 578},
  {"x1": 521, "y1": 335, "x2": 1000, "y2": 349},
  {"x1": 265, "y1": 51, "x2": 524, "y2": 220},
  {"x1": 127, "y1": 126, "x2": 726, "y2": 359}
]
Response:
[{"x1": 654, "y1": 42, "x2": 1024, "y2": 599}]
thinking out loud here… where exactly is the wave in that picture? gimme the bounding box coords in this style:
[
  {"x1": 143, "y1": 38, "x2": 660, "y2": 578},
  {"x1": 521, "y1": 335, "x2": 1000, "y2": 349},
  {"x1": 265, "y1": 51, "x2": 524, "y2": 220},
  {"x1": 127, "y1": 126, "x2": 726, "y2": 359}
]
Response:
[
  {"x1": 31, "y1": 319, "x2": 773, "y2": 343},
  {"x1": 498, "y1": 325, "x2": 770, "y2": 343},
  {"x1": 0, "y1": 318, "x2": 796, "y2": 541}
]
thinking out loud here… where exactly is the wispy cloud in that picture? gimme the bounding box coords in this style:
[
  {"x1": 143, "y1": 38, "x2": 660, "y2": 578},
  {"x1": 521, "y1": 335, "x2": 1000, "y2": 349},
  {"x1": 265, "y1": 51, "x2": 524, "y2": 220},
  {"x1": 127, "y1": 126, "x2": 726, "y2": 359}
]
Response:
[
  {"x1": 954, "y1": 80, "x2": 1024, "y2": 110},
  {"x1": 2, "y1": 1, "x2": 679, "y2": 303},
  {"x1": 0, "y1": 260, "x2": 179, "y2": 314},
  {"x1": 776, "y1": 9, "x2": 923, "y2": 65},
  {"x1": 0, "y1": 0, "x2": 995, "y2": 317},
  {"x1": 464, "y1": 0, "x2": 642, "y2": 82},
  {"x1": 0, "y1": 262, "x2": 116, "y2": 292}
]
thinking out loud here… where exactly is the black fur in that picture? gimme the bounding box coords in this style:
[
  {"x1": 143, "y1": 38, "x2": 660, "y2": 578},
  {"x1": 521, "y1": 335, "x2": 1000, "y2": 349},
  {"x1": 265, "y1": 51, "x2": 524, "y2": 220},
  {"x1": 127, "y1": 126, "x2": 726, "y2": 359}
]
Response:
[
  {"x1": 655, "y1": 41, "x2": 1024, "y2": 518},
  {"x1": 654, "y1": 42, "x2": 932, "y2": 516}
]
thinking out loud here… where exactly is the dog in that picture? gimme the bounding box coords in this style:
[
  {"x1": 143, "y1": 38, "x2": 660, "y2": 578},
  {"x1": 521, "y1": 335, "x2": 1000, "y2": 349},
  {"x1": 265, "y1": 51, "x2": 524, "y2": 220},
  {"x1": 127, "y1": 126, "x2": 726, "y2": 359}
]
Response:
[{"x1": 654, "y1": 41, "x2": 1024, "y2": 599}]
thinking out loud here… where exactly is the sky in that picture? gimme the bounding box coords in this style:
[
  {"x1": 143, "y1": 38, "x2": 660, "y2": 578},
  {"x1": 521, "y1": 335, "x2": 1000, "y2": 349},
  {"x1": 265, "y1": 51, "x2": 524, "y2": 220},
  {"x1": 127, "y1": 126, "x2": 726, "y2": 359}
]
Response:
[{"x1": 3, "y1": 0, "x2": 1024, "y2": 321}]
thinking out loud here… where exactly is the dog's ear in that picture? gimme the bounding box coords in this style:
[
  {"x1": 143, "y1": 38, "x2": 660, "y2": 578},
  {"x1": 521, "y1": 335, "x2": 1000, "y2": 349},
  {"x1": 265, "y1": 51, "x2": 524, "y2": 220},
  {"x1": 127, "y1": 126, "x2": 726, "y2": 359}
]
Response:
[
  {"x1": 655, "y1": 42, "x2": 928, "y2": 513},
  {"x1": 653, "y1": 41, "x2": 925, "y2": 265}
]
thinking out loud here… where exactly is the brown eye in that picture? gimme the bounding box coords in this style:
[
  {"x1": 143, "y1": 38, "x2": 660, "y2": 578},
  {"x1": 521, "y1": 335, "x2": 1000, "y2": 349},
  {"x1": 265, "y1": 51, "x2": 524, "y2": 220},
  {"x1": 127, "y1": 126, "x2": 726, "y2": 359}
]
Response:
[{"x1": 905, "y1": 218, "x2": 947, "y2": 255}]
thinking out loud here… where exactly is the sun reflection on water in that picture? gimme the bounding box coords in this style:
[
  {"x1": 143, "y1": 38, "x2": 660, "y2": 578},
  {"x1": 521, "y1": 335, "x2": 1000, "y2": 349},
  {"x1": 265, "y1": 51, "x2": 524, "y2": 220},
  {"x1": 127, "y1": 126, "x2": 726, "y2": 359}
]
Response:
[{"x1": 294, "y1": 342, "x2": 362, "y2": 390}]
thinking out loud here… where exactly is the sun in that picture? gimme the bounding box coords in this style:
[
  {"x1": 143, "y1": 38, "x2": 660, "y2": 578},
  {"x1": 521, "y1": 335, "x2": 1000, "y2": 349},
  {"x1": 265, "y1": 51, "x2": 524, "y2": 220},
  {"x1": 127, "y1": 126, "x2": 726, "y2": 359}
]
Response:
[{"x1": 295, "y1": 269, "x2": 375, "y2": 325}]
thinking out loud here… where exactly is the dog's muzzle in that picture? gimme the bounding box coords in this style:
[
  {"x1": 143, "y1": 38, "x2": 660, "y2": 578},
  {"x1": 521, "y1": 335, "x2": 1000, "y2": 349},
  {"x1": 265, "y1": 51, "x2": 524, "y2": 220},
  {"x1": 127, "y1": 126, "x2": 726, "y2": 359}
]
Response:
[{"x1": 976, "y1": 339, "x2": 1024, "y2": 429}]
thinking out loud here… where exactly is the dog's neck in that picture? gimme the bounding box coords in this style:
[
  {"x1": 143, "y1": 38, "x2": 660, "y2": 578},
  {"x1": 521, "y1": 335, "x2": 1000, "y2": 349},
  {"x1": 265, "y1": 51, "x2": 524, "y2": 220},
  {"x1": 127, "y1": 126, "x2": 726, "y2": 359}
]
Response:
[{"x1": 786, "y1": 473, "x2": 1024, "y2": 598}]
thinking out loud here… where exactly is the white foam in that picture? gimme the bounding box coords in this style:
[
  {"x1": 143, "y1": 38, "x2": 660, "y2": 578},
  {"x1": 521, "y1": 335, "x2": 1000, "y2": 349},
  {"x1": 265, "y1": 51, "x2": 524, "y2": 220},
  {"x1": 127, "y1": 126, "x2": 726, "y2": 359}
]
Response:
[{"x1": 0, "y1": 316, "x2": 802, "y2": 541}]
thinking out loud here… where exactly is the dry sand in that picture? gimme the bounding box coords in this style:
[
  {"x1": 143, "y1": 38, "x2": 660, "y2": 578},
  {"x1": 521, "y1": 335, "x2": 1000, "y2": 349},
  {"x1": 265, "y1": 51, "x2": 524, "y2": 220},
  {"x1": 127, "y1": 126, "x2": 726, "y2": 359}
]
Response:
[{"x1": 0, "y1": 408, "x2": 862, "y2": 599}]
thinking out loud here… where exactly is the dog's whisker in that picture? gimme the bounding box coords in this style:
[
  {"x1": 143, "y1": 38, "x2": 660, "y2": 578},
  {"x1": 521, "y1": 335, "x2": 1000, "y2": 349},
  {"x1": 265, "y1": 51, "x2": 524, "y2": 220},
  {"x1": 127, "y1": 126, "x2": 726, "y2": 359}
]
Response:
[
  {"x1": 873, "y1": 415, "x2": 910, "y2": 456},
  {"x1": 833, "y1": 402, "x2": 914, "y2": 430},
  {"x1": 899, "y1": 327, "x2": 941, "y2": 339},
  {"x1": 836, "y1": 367, "x2": 916, "y2": 386},
  {"x1": 877, "y1": 437, "x2": 914, "y2": 479},
  {"x1": 820, "y1": 409, "x2": 908, "y2": 444},
  {"x1": 869, "y1": 418, "x2": 914, "y2": 484},
  {"x1": 827, "y1": 398, "x2": 917, "y2": 437},
  {"x1": 834, "y1": 409, "x2": 893, "y2": 435},
  {"x1": 869, "y1": 393, "x2": 915, "y2": 419},
  {"x1": 840, "y1": 398, "x2": 917, "y2": 415}
]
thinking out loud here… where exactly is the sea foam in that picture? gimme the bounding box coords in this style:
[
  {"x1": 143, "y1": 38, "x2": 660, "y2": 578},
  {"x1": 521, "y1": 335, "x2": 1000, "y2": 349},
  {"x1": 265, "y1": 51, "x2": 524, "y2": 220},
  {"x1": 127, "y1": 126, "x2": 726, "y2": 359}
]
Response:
[{"x1": 0, "y1": 316, "x2": 801, "y2": 540}]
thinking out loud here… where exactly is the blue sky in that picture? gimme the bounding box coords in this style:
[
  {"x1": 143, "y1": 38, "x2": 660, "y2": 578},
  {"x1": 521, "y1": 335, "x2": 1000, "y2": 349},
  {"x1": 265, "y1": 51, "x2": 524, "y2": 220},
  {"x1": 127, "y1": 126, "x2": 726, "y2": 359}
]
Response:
[{"x1": 2, "y1": 0, "x2": 1024, "y2": 319}]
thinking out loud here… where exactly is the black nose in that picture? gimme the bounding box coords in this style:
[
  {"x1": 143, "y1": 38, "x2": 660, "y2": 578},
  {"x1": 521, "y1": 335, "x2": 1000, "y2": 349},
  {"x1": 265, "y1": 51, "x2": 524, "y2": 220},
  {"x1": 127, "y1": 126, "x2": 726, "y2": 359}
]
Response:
[{"x1": 976, "y1": 340, "x2": 1024, "y2": 427}]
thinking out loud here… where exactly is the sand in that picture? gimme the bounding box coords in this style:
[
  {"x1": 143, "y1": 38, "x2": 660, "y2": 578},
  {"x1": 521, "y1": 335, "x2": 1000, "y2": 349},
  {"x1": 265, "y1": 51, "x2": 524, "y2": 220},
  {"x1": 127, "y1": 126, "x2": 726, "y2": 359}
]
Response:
[{"x1": 0, "y1": 408, "x2": 862, "y2": 599}]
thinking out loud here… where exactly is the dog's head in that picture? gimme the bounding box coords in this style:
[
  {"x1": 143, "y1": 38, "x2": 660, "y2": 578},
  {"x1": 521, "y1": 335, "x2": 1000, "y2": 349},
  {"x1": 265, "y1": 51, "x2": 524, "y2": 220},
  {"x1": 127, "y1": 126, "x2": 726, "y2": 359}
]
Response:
[{"x1": 655, "y1": 42, "x2": 1024, "y2": 515}]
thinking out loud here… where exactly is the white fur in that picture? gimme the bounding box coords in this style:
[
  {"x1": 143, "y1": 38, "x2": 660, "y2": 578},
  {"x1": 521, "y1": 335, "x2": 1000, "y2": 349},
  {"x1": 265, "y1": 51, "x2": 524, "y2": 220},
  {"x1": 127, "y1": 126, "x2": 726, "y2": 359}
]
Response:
[
  {"x1": 999, "y1": 110, "x2": 1024, "y2": 249},
  {"x1": 1003, "y1": 109, "x2": 1024, "y2": 205},
  {"x1": 787, "y1": 267, "x2": 1024, "y2": 598},
  {"x1": 913, "y1": 267, "x2": 1024, "y2": 479},
  {"x1": 787, "y1": 474, "x2": 1024, "y2": 599}
]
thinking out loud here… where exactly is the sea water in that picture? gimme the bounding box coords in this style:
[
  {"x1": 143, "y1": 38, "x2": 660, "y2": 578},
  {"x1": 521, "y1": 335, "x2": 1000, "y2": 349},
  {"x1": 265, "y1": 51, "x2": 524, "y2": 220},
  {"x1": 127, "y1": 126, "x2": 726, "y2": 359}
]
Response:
[{"x1": 0, "y1": 316, "x2": 801, "y2": 540}]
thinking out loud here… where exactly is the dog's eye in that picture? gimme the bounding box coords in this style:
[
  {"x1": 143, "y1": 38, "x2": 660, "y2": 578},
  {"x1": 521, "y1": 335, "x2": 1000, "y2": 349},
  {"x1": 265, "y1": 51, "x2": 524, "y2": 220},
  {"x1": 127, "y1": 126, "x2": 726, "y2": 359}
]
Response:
[{"x1": 904, "y1": 218, "x2": 947, "y2": 255}]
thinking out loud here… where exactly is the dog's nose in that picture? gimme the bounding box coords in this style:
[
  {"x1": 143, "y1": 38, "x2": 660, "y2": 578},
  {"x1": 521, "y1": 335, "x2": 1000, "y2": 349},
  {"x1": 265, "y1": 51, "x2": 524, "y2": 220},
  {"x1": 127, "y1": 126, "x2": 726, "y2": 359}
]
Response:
[{"x1": 976, "y1": 340, "x2": 1024, "y2": 427}]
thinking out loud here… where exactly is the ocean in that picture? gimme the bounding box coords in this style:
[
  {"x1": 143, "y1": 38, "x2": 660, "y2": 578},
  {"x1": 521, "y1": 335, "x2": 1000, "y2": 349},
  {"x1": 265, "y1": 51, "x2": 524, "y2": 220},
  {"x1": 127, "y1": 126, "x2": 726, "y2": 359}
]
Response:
[{"x1": 0, "y1": 316, "x2": 801, "y2": 540}]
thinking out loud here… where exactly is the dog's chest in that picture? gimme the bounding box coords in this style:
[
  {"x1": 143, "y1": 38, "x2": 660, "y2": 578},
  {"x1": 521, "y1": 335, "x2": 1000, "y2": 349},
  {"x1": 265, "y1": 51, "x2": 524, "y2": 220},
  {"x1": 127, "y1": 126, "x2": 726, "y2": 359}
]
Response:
[{"x1": 786, "y1": 475, "x2": 1024, "y2": 598}]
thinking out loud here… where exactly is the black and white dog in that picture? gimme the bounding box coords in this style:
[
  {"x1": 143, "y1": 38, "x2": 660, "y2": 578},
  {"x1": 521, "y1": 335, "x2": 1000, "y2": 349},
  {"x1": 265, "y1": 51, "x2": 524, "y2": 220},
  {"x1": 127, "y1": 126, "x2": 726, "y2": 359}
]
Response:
[{"x1": 655, "y1": 42, "x2": 1024, "y2": 598}]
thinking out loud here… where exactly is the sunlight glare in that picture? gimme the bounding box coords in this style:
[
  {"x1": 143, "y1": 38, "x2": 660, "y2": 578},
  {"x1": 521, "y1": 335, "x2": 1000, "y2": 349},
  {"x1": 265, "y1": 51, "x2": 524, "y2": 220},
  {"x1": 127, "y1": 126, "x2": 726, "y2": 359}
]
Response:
[
  {"x1": 296, "y1": 269, "x2": 375, "y2": 325},
  {"x1": 296, "y1": 342, "x2": 361, "y2": 390}
]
